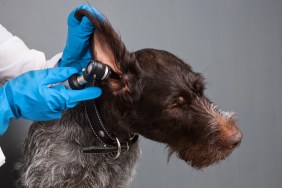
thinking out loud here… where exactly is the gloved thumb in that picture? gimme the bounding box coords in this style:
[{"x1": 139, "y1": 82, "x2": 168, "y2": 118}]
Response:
[
  {"x1": 66, "y1": 86, "x2": 102, "y2": 107},
  {"x1": 43, "y1": 68, "x2": 79, "y2": 85}
]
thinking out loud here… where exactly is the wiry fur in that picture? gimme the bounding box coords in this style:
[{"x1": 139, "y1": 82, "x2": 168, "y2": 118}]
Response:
[
  {"x1": 16, "y1": 9, "x2": 242, "y2": 187},
  {"x1": 16, "y1": 104, "x2": 140, "y2": 188}
]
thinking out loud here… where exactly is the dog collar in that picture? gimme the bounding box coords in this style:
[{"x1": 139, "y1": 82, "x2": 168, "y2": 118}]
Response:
[{"x1": 81, "y1": 99, "x2": 138, "y2": 159}]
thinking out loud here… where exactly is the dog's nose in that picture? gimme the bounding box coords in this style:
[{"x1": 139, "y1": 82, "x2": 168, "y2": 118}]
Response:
[{"x1": 225, "y1": 129, "x2": 243, "y2": 147}]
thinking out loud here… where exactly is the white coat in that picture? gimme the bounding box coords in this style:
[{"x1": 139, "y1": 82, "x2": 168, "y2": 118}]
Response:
[{"x1": 0, "y1": 24, "x2": 60, "y2": 167}]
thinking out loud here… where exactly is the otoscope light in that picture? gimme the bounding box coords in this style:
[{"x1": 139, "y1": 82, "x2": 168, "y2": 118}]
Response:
[{"x1": 63, "y1": 60, "x2": 111, "y2": 90}]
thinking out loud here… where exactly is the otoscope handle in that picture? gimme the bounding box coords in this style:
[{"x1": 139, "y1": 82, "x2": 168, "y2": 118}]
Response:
[
  {"x1": 49, "y1": 60, "x2": 111, "y2": 90},
  {"x1": 64, "y1": 73, "x2": 86, "y2": 90}
]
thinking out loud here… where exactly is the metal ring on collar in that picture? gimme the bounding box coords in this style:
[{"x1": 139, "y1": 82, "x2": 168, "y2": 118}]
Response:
[{"x1": 114, "y1": 137, "x2": 121, "y2": 159}]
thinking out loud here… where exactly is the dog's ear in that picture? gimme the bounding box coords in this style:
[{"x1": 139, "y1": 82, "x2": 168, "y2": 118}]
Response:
[
  {"x1": 74, "y1": 9, "x2": 134, "y2": 74},
  {"x1": 75, "y1": 9, "x2": 142, "y2": 100}
]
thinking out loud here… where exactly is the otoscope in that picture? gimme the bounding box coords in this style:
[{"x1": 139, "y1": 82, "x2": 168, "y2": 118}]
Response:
[{"x1": 60, "y1": 60, "x2": 111, "y2": 90}]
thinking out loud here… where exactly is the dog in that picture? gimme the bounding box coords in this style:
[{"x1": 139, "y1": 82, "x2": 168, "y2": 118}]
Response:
[{"x1": 15, "y1": 9, "x2": 242, "y2": 188}]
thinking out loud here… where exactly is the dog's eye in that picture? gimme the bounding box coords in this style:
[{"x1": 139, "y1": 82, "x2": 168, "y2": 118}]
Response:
[
  {"x1": 170, "y1": 96, "x2": 189, "y2": 109},
  {"x1": 177, "y1": 96, "x2": 185, "y2": 105},
  {"x1": 166, "y1": 95, "x2": 191, "y2": 110}
]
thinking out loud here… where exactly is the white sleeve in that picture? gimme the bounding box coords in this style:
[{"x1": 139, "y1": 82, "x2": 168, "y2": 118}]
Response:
[
  {"x1": 0, "y1": 24, "x2": 62, "y2": 86},
  {"x1": 0, "y1": 146, "x2": 5, "y2": 167},
  {"x1": 0, "y1": 25, "x2": 62, "y2": 167}
]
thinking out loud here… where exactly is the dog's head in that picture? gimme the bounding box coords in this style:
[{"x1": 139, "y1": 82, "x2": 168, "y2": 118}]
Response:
[{"x1": 76, "y1": 9, "x2": 242, "y2": 169}]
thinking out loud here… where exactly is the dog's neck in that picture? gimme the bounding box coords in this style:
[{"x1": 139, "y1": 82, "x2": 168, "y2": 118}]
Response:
[
  {"x1": 94, "y1": 85, "x2": 134, "y2": 142},
  {"x1": 92, "y1": 44, "x2": 133, "y2": 142}
]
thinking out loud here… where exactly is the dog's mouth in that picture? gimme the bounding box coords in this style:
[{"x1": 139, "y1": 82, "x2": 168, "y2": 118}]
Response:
[
  {"x1": 166, "y1": 108, "x2": 242, "y2": 169},
  {"x1": 167, "y1": 132, "x2": 241, "y2": 169},
  {"x1": 172, "y1": 145, "x2": 235, "y2": 169}
]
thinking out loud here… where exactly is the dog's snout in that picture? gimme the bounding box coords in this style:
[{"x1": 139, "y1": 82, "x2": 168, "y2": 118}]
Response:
[{"x1": 224, "y1": 129, "x2": 243, "y2": 147}]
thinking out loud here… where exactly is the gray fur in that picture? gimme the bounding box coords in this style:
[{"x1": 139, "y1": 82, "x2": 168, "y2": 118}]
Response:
[{"x1": 16, "y1": 104, "x2": 140, "y2": 188}]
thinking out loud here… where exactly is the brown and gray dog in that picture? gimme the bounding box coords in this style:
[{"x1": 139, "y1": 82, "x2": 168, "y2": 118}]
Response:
[{"x1": 16, "y1": 9, "x2": 242, "y2": 188}]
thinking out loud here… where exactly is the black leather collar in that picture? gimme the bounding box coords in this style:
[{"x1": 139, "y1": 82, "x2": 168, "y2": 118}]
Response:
[{"x1": 81, "y1": 99, "x2": 138, "y2": 159}]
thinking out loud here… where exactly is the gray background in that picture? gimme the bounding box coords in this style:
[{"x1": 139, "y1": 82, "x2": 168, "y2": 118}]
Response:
[{"x1": 0, "y1": 0, "x2": 281, "y2": 187}]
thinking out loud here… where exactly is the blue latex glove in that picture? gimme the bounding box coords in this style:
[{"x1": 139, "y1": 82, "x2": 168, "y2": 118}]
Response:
[
  {"x1": 59, "y1": 4, "x2": 105, "y2": 70},
  {"x1": 0, "y1": 67, "x2": 102, "y2": 135}
]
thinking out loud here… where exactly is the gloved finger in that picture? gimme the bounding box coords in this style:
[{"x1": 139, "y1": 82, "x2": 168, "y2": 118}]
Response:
[
  {"x1": 25, "y1": 111, "x2": 62, "y2": 121},
  {"x1": 45, "y1": 112, "x2": 62, "y2": 121},
  {"x1": 58, "y1": 59, "x2": 84, "y2": 71},
  {"x1": 42, "y1": 67, "x2": 79, "y2": 85},
  {"x1": 44, "y1": 112, "x2": 62, "y2": 121},
  {"x1": 79, "y1": 4, "x2": 105, "y2": 21},
  {"x1": 66, "y1": 86, "x2": 102, "y2": 105},
  {"x1": 68, "y1": 102, "x2": 79, "y2": 109},
  {"x1": 67, "y1": 10, "x2": 79, "y2": 27},
  {"x1": 80, "y1": 16, "x2": 95, "y2": 30}
]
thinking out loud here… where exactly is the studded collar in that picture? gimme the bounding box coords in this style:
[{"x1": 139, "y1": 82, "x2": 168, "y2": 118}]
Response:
[{"x1": 81, "y1": 99, "x2": 138, "y2": 159}]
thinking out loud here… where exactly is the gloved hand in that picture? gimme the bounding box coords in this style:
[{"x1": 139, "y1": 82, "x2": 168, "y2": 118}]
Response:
[
  {"x1": 59, "y1": 4, "x2": 105, "y2": 70},
  {"x1": 0, "y1": 67, "x2": 101, "y2": 135}
]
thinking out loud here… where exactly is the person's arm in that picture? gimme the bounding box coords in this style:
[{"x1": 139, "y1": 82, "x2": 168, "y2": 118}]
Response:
[
  {"x1": 0, "y1": 67, "x2": 102, "y2": 135},
  {"x1": 0, "y1": 4, "x2": 104, "y2": 167},
  {"x1": 0, "y1": 24, "x2": 62, "y2": 167},
  {"x1": 0, "y1": 24, "x2": 61, "y2": 86},
  {"x1": 0, "y1": 67, "x2": 101, "y2": 168}
]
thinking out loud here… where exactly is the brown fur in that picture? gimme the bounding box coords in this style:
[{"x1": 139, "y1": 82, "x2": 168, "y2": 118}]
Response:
[{"x1": 77, "y1": 10, "x2": 242, "y2": 169}]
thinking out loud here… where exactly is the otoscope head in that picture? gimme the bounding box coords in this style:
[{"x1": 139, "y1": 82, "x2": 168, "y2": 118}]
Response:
[
  {"x1": 65, "y1": 60, "x2": 112, "y2": 90},
  {"x1": 84, "y1": 60, "x2": 111, "y2": 81}
]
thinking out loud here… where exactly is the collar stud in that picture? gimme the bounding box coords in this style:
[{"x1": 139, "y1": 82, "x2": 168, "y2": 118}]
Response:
[{"x1": 99, "y1": 131, "x2": 105, "y2": 137}]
